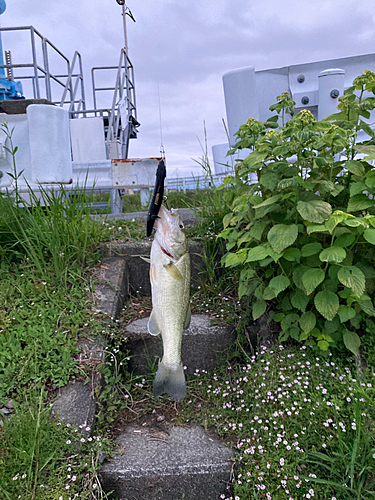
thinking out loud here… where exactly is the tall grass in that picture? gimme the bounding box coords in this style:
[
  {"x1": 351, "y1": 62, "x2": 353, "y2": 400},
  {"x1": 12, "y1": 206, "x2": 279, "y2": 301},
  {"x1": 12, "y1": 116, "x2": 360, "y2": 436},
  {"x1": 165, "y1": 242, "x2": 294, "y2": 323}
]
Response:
[{"x1": 0, "y1": 183, "x2": 104, "y2": 282}]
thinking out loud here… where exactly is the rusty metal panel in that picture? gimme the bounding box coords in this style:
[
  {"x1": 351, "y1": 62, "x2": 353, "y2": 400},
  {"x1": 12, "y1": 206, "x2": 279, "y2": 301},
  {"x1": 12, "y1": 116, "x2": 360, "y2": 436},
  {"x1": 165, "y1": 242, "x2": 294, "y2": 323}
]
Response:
[{"x1": 111, "y1": 157, "x2": 162, "y2": 188}]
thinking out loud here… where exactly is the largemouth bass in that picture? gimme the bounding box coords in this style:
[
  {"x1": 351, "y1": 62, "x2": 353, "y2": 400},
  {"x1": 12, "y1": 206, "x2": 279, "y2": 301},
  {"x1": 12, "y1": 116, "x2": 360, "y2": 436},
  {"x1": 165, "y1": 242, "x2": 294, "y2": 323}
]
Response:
[{"x1": 148, "y1": 204, "x2": 191, "y2": 400}]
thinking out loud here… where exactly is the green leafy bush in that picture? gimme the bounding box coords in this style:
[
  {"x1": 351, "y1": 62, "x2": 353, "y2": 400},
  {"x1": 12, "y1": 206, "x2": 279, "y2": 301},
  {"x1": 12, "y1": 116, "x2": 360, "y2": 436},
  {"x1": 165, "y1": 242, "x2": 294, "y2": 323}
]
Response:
[{"x1": 219, "y1": 71, "x2": 375, "y2": 353}]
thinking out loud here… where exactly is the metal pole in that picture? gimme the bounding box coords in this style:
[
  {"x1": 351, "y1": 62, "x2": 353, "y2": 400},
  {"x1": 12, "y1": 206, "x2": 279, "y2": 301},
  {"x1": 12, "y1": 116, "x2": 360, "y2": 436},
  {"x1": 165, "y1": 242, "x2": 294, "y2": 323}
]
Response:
[
  {"x1": 122, "y1": 4, "x2": 128, "y2": 56},
  {"x1": 30, "y1": 27, "x2": 40, "y2": 99}
]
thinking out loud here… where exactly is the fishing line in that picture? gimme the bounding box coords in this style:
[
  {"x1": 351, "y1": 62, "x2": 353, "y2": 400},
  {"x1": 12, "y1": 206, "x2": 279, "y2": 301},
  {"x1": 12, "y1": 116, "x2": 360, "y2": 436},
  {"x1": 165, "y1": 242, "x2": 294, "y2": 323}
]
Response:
[{"x1": 157, "y1": 82, "x2": 166, "y2": 159}]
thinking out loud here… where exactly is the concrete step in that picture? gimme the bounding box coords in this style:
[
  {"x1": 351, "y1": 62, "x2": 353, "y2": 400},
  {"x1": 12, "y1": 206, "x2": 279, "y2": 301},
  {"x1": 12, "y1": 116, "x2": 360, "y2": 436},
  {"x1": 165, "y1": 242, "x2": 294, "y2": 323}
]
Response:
[
  {"x1": 94, "y1": 240, "x2": 205, "y2": 318},
  {"x1": 126, "y1": 315, "x2": 236, "y2": 375},
  {"x1": 99, "y1": 424, "x2": 233, "y2": 500}
]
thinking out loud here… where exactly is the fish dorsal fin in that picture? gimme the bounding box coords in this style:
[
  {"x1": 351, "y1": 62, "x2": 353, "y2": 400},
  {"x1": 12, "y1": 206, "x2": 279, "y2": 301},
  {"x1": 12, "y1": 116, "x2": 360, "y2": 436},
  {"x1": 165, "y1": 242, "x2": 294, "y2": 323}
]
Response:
[
  {"x1": 164, "y1": 262, "x2": 183, "y2": 281},
  {"x1": 183, "y1": 304, "x2": 191, "y2": 330},
  {"x1": 147, "y1": 310, "x2": 161, "y2": 336}
]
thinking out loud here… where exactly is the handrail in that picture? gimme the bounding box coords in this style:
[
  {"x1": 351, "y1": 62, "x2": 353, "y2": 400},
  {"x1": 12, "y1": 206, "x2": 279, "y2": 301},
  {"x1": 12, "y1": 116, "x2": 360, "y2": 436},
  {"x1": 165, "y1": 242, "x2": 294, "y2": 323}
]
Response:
[
  {"x1": 59, "y1": 51, "x2": 86, "y2": 112},
  {"x1": 0, "y1": 26, "x2": 86, "y2": 110},
  {"x1": 91, "y1": 48, "x2": 138, "y2": 159}
]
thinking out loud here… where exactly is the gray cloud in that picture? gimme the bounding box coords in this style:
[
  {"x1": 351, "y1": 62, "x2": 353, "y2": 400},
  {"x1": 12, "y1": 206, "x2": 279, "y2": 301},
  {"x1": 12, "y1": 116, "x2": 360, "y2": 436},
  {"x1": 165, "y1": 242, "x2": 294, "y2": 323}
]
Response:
[{"x1": 2, "y1": 0, "x2": 375, "y2": 172}]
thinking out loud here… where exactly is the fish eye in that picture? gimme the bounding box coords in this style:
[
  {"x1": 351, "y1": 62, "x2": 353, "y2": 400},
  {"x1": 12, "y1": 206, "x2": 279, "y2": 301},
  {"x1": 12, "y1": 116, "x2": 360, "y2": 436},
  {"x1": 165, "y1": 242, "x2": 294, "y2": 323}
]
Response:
[{"x1": 179, "y1": 223, "x2": 184, "y2": 229}]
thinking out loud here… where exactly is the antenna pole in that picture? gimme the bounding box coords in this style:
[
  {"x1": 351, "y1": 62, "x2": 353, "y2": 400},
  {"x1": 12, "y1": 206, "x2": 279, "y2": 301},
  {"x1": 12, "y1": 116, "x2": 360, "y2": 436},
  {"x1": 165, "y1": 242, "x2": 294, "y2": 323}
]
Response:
[{"x1": 122, "y1": 3, "x2": 129, "y2": 56}]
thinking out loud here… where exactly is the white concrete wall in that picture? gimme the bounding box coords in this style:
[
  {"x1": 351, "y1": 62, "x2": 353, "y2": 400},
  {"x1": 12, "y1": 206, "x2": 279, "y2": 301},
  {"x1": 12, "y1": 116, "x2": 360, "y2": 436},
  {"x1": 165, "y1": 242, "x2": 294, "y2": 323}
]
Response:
[
  {"x1": 0, "y1": 104, "x2": 73, "y2": 190},
  {"x1": 70, "y1": 116, "x2": 107, "y2": 162},
  {"x1": 223, "y1": 54, "x2": 375, "y2": 140}
]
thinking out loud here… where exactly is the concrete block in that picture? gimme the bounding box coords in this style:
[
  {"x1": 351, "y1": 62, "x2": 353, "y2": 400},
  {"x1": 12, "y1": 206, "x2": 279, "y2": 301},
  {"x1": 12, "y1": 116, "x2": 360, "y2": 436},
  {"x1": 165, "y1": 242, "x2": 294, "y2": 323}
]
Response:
[
  {"x1": 52, "y1": 380, "x2": 96, "y2": 437},
  {"x1": 99, "y1": 424, "x2": 233, "y2": 500},
  {"x1": 52, "y1": 336, "x2": 104, "y2": 436},
  {"x1": 126, "y1": 315, "x2": 236, "y2": 375},
  {"x1": 27, "y1": 104, "x2": 72, "y2": 184},
  {"x1": 93, "y1": 256, "x2": 128, "y2": 317}
]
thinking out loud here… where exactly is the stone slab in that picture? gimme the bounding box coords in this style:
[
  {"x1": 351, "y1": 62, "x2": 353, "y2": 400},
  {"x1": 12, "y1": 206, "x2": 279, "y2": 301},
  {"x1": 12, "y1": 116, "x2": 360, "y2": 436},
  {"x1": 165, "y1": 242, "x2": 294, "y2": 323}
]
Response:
[
  {"x1": 93, "y1": 256, "x2": 128, "y2": 317},
  {"x1": 52, "y1": 336, "x2": 104, "y2": 436},
  {"x1": 0, "y1": 99, "x2": 53, "y2": 114},
  {"x1": 99, "y1": 424, "x2": 233, "y2": 500},
  {"x1": 126, "y1": 315, "x2": 236, "y2": 375}
]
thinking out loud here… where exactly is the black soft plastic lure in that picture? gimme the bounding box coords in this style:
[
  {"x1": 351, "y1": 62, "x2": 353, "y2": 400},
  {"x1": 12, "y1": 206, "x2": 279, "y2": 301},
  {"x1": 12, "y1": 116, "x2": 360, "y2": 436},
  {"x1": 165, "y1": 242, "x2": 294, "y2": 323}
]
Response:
[{"x1": 147, "y1": 159, "x2": 166, "y2": 237}]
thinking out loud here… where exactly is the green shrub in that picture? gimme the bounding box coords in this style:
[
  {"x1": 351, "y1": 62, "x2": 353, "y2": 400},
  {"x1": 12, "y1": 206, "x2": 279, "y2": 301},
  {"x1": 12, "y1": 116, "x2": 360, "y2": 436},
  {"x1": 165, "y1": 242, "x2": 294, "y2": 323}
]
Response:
[{"x1": 219, "y1": 70, "x2": 375, "y2": 354}]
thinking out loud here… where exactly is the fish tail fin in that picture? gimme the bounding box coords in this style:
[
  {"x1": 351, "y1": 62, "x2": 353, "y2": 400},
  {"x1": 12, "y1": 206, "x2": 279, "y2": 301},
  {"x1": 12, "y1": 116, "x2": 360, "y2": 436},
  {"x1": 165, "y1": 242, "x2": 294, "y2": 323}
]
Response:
[{"x1": 153, "y1": 360, "x2": 186, "y2": 401}]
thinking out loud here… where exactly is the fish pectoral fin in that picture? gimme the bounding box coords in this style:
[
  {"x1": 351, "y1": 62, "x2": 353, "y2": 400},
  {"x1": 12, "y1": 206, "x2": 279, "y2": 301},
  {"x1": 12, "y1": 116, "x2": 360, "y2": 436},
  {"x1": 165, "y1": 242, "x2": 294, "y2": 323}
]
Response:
[
  {"x1": 163, "y1": 262, "x2": 183, "y2": 281},
  {"x1": 139, "y1": 256, "x2": 151, "y2": 264},
  {"x1": 183, "y1": 304, "x2": 191, "y2": 330},
  {"x1": 147, "y1": 310, "x2": 161, "y2": 336}
]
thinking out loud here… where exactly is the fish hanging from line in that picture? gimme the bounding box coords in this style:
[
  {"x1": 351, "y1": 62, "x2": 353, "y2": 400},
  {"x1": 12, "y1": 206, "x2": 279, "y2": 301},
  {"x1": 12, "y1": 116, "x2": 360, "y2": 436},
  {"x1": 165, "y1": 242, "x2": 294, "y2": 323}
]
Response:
[{"x1": 148, "y1": 204, "x2": 191, "y2": 400}]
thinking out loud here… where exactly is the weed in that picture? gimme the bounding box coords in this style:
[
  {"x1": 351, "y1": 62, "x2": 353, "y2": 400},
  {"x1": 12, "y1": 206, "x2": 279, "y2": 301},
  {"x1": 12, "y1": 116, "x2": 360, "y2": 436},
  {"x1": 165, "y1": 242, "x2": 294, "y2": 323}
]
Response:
[
  {"x1": 182, "y1": 345, "x2": 375, "y2": 500},
  {"x1": 0, "y1": 390, "x2": 113, "y2": 500}
]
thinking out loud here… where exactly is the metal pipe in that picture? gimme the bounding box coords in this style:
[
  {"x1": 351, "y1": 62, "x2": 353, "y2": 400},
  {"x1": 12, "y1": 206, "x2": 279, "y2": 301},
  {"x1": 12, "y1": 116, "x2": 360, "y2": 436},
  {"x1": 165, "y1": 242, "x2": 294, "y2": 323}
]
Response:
[
  {"x1": 42, "y1": 37, "x2": 52, "y2": 101},
  {"x1": 30, "y1": 27, "x2": 40, "y2": 98}
]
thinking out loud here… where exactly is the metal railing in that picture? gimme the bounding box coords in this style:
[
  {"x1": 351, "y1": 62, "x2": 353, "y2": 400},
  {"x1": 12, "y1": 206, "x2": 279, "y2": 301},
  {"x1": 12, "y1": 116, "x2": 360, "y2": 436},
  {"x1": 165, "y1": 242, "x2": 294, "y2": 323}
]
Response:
[
  {"x1": 91, "y1": 48, "x2": 138, "y2": 159},
  {"x1": 0, "y1": 26, "x2": 86, "y2": 112},
  {"x1": 165, "y1": 173, "x2": 228, "y2": 193}
]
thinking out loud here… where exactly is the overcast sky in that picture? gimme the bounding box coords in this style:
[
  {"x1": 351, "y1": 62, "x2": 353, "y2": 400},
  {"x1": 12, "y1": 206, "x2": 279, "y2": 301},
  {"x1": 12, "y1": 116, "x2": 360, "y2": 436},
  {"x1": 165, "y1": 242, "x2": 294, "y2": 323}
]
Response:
[{"x1": 2, "y1": 0, "x2": 375, "y2": 175}]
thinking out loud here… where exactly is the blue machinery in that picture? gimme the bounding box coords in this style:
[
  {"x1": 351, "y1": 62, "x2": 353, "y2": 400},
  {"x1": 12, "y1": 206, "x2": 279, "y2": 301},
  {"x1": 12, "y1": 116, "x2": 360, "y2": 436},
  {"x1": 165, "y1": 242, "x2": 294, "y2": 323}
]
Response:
[{"x1": 0, "y1": 0, "x2": 23, "y2": 100}]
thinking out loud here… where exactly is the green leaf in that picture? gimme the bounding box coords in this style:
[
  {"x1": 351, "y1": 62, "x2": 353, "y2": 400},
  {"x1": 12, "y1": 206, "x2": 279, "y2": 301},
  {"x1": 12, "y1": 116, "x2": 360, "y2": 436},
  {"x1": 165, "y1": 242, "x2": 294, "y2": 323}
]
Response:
[
  {"x1": 223, "y1": 213, "x2": 234, "y2": 229},
  {"x1": 249, "y1": 220, "x2": 267, "y2": 241},
  {"x1": 301, "y1": 242, "x2": 322, "y2": 257},
  {"x1": 244, "y1": 151, "x2": 268, "y2": 169},
  {"x1": 337, "y1": 266, "x2": 366, "y2": 297},
  {"x1": 273, "y1": 313, "x2": 285, "y2": 322},
  {"x1": 253, "y1": 300, "x2": 267, "y2": 320},
  {"x1": 307, "y1": 224, "x2": 329, "y2": 235},
  {"x1": 325, "y1": 317, "x2": 340, "y2": 335},
  {"x1": 224, "y1": 251, "x2": 247, "y2": 267},
  {"x1": 314, "y1": 291, "x2": 339, "y2": 321},
  {"x1": 343, "y1": 331, "x2": 361, "y2": 355},
  {"x1": 237, "y1": 232, "x2": 253, "y2": 247},
  {"x1": 359, "y1": 299, "x2": 375, "y2": 316},
  {"x1": 277, "y1": 177, "x2": 298, "y2": 190},
  {"x1": 297, "y1": 200, "x2": 332, "y2": 223},
  {"x1": 283, "y1": 247, "x2": 301, "y2": 262},
  {"x1": 356, "y1": 143, "x2": 375, "y2": 158},
  {"x1": 318, "y1": 340, "x2": 330, "y2": 350},
  {"x1": 291, "y1": 292, "x2": 310, "y2": 312},
  {"x1": 338, "y1": 305, "x2": 356, "y2": 323},
  {"x1": 347, "y1": 194, "x2": 374, "y2": 212},
  {"x1": 333, "y1": 232, "x2": 355, "y2": 248},
  {"x1": 239, "y1": 281, "x2": 250, "y2": 299},
  {"x1": 350, "y1": 182, "x2": 367, "y2": 197},
  {"x1": 299, "y1": 311, "x2": 316, "y2": 333},
  {"x1": 293, "y1": 266, "x2": 309, "y2": 292},
  {"x1": 267, "y1": 224, "x2": 298, "y2": 254},
  {"x1": 263, "y1": 287, "x2": 277, "y2": 300},
  {"x1": 325, "y1": 212, "x2": 347, "y2": 234},
  {"x1": 344, "y1": 217, "x2": 369, "y2": 228},
  {"x1": 319, "y1": 246, "x2": 346, "y2": 263},
  {"x1": 253, "y1": 194, "x2": 282, "y2": 209},
  {"x1": 302, "y1": 268, "x2": 326, "y2": 295},
  {"x1": 246, "y1": 246, "x2": 269, "y2": 262},
  {"x1": 356, "y1": 262, "x2": 375, "y2": 278},
  {"x1": 363, "y1": 228, "x2": 375, "y2": 244},
  {"x1": 359, "y1": 120, "x2": 375, "y2": 138},
  {"x1": 268, "y1": 275, "x2": 290, "y2": 296},
  {"x1": 259, "y1": 172, "x2": 278, "y2": 191},
  {"x1": 365, "y1": 174, "x2": 375, "y2": 189},
  {"x1": 290, "y1": 327, "x2": 300, "y2": 340},
  {"x1": 345, "y1": 160, "x2": 366, "y2": 177}
]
